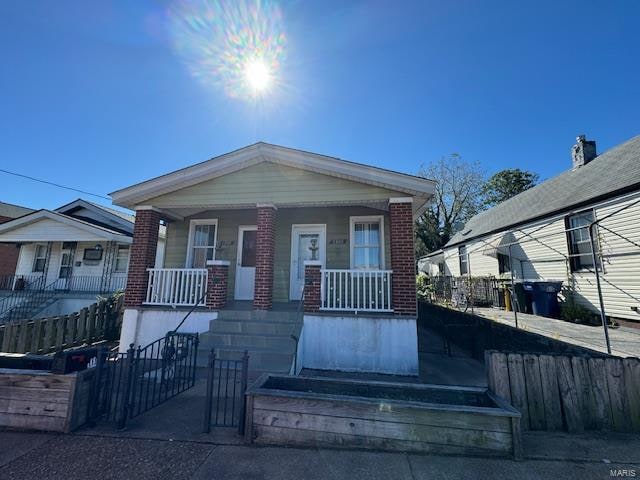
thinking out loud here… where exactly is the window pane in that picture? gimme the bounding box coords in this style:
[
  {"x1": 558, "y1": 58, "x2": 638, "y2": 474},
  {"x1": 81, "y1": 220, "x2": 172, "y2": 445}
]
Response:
[
  {"x1": 353, "y1": 247, "x2": 366, "y2": 268},
  {"x1": 34, "y1": 259, "x2": 45, "y2": 272},
  {"x1": 241, "y1": 230, "x2": 257, "y2": 267},
  {"x1": 368, "y1": 247, "x2": 380, "y2": 268},
  {"x1": 194, "y1": 225, "x2": 209, "y2": 246},
  {"x1": 192, "y1": 249, "x2": 207, "y2": 268},
  {"x1": 354, "y1": 224, "x2": 365, "y2": 246},
  {"x1": 367, "y1": 223, "x2": 380, "y2": 245}
]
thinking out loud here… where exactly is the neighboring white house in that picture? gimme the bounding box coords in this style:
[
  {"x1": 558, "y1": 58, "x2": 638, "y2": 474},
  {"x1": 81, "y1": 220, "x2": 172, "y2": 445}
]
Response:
[
  {"x1": 0, "y1": 199, "x2": 165, "y2": 319},
  {"x1": 420, "y1": 135, "x2": 640, "y2": 322}
]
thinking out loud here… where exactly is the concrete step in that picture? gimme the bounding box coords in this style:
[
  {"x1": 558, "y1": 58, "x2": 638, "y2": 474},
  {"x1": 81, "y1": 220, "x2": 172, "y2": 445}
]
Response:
[
  {"x1": 196, "y1": 347, "x2": 293, "y2": 373},
  {"x1": 201, "y1": 332, "x2": 296, "y2": 351},
  {"x1": 210, "y1": 319, "x2": 300, "y2": 336},
  {"x1": 216, "y1": 309, "x2": 300, "y2": 323}
]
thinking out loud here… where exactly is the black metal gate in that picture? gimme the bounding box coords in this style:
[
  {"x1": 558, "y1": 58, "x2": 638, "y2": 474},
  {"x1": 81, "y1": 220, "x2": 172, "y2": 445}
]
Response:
[
  {"x1": 202, "y1": 349, "x2": 249, "y2": 434},
  {"x1": 90, "y1": 332, "x2": 199, "y2": 428}
]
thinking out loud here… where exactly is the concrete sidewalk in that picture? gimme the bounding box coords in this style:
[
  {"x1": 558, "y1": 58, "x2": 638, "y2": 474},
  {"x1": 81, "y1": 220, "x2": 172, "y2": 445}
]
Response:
[
  {"x1": 474, "y1": 307, "x2": 640, "y2": 357},
  {"x1": 1, "y1": 430, "x2": 639, "y2": 480}
]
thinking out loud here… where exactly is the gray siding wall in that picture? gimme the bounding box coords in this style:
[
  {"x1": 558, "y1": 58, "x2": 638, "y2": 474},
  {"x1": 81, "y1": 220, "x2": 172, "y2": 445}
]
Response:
[{"x1": 163, "y1": 206, "x2": 391, "y2": 302}]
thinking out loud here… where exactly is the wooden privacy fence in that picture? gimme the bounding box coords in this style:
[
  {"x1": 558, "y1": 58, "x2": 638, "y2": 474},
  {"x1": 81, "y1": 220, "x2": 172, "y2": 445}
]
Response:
[
  {"x1": 0, "y1": 296, "x2": 123, "y2": 354},
  {"x1": 486, "y1": 351, "x2": 640, "y2": 433}
]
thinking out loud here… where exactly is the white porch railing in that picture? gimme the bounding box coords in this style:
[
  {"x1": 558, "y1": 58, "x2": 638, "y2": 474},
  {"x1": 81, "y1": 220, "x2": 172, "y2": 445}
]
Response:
[
  {"x1": 145, "y1": 268, "x2": 208, "y2": 306},
  {"x1": 321, "y1": 269, "x2": 393, "y2": 313}
]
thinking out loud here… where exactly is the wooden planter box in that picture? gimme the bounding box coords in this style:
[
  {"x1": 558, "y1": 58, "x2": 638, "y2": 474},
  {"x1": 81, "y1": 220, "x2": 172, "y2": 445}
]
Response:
[
  {"x1": 0, "y1": 367, "x2": 94, "y2": 432},
  {"x1": 245, "y1": 375, "x2": 522, "y2": 459}
]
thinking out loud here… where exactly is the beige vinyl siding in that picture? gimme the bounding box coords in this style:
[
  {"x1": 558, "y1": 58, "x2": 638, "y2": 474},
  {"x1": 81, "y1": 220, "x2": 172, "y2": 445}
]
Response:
[
  {"x1": 443, "y1": 191, "x2": 640, "y2": 320},
  {"x1": 571, "y1": 195, "x2": 640, "y2": 319},
  {"x1": 163, "y1": 206, "x2": 390, "y2": 302},
  {"x1": 146, "y1": 162, "x2": 407, "y2": 208}
]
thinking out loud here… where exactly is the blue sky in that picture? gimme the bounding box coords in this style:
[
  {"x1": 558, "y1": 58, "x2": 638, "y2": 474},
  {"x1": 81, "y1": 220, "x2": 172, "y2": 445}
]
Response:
[{"x1": 1, "y1": 0, "x2": 638, "y2": 211}]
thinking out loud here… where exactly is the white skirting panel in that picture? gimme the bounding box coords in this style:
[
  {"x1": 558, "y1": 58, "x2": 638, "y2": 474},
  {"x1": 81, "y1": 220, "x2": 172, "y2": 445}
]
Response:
[
  {"x1": 299, "y1": 314, "x2": 418, "y2": 375},
  {"x1": 119, "y1": 308, "x2": 216, "y2": 352}
]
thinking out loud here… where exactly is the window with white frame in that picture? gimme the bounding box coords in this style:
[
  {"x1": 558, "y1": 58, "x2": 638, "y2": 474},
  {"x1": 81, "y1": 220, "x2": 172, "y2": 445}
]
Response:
[
  {"x1": 114, "y1": 245, "x2": 129, "y2": 273},
  {"x1": 188, "y1": 220, "x2": 218, "y2": 268},
  {"x1": 350, "y1": 216, "x2": 384, "y2": 269},
  {"x1": 565, "y1": 210, "x2": 599, "y2": 272},
  {"x1": 33, "y1": 244, "x2": 47, "y2": 273},
  {"x1": 459, "y1": 245, "x2": 468, "y2": 275}
]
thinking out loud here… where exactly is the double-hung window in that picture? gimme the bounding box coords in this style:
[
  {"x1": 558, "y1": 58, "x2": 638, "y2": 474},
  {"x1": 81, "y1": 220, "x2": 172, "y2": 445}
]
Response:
[
  {"x1": 565, "y1": 210, "x2": 598, "y2": 272},
  {"x1": 350, "y1": 216, "x2": 384, "y2": 269},
  {"x1": 459, "y1": 246, "x2": 468, "y2": 275},
  {"x1": 33, "y1": 244, "x2": 47, "y2": 273},
  {"x1": 114, "y1": 245, "x2": 129, "y2": 273},
  {"x1": 187, "y1": 219, "x2": 218, "y2": 268}
]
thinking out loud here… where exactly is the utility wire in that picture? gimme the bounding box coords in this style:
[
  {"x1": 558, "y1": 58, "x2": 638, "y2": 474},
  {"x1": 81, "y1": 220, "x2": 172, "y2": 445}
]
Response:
[{"x1": 0, "y1": 168, "x2": 110, "y2": 200}]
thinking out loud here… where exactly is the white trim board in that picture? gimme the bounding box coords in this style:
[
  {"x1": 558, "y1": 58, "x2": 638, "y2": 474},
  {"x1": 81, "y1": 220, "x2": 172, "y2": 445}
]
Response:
[{"x1": 185, "y1": 218, "x2": 219, "y2": 268}]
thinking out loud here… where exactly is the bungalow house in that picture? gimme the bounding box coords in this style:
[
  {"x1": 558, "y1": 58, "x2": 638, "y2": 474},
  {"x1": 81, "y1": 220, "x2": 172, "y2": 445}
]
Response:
[
  {"x1": 0, "y1": 199, "x2": 165, "y2": 320},
  {"x1": 0, "y1": 201, "x2": 34, "y2": 281},
  {"x1": 420, "y1": 134, "x2": 640, "y2": 322},
  {"x1": 111, "y1": 143, "x2": 435, "y2": 375}
]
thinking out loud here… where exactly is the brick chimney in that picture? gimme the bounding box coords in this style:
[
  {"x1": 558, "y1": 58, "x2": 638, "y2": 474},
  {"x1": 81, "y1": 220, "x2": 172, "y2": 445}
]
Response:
[{"x1": 571, "y1": 135, "x2": 597, "y2": 170}]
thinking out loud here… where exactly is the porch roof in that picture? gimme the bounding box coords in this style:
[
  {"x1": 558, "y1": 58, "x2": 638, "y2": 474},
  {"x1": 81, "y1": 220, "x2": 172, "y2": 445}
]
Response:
[{"x1": 110, "y1": 143, "x2": 435, "y2": 218}]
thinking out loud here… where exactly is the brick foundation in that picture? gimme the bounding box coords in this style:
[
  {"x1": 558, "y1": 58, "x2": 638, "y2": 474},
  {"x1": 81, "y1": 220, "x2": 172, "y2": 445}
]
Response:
[
  {"x1": 389, "y1": 199, "x2": 417, "y2": 316},
  {"x1": 124, "y1": 209, "x2": 161, "y2": 307},
  {"x1": 303, "y1": 262, "x2": 322, "y2": 313},
  {"x1": 206, "y1": 261, "x2": 229, "y2": 310},
  {"x1": 254, "y1": 204, "x2": 276, "y2": 310}
]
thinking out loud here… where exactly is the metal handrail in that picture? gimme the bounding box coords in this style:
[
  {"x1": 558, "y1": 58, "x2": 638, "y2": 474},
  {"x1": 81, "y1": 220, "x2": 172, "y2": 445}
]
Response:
[{"x1": 170, "y1": 290, "x2": 209, "y2": 334}]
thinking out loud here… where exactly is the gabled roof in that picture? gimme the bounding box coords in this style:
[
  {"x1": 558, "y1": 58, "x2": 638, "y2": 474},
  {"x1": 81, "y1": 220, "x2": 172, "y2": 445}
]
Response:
[
  {"x1": 0, "y1": 201, "x2": 34, "y2": 220},
  {"x1": 446, "y1": 134, "x2": 640, "y2": 247},
  {"x1": 0, "y1": 210, "x2": 133, "y2": 243},
  {"x1": 56, "y1": 198, "x2": 135, "y2": 233},
  {"x1": 110, "y1": 142, "x2": 436, "y2": 209}
]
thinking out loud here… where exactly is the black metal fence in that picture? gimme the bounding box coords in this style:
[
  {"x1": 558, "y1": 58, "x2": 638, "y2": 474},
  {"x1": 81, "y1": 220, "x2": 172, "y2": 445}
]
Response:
[
  {"x1": 424, "y1": 275, "x2": 505, "y2": 309},
  {"x1": 90, "y1": 332, "x2": 199, "y2": 429},
  {"x1": 202, "y1": 349, "x2": 249, "y2": 434}
]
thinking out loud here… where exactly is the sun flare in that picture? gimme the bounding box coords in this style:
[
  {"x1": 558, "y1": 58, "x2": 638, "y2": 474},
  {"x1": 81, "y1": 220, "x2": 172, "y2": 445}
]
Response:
[
  {"x1": 168, "y1": 0, "x2": 286, "y2": 101},
  {"x1": 244, "y1": 59, "x2": 271, "y2": 93}
]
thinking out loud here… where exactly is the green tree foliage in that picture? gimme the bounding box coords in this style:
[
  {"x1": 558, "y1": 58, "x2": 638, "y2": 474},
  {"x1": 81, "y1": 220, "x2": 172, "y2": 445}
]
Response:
[
  {"x1": 481, "y1": 168, "x2": 539, "y2": 208},
  {"x1": 415, "y1": 154, "x2": 485, "y2": 258}
]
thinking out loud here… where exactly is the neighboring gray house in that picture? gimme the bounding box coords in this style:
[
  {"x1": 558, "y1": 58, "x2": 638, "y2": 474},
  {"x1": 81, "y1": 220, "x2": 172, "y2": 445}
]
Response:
[{"x1": 420, "y1": 134, "x2": 640, "y2": 321}]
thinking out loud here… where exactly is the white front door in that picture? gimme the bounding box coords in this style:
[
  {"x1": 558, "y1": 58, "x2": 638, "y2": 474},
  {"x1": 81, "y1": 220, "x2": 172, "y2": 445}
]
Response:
[
  {"x1": 290, "y1": 225, "x2": 326, "y2": 300},
  {"x1": 235, "y1": 226, "x2": 257, "y2": 300}
]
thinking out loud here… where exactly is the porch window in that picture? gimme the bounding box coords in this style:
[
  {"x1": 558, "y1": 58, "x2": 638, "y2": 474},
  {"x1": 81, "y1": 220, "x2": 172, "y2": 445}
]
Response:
[
  {"x1": 565, "y1": 210, "x2": 599, "y2": 272},
  {"x1": 187, "y1": 219, "x2": 218, "y2": 268},
  {"x1": 350, "y1": 216, "x2": 384, "y2": 269},
  {"x1": 33, "y1": 244, "x2": 47, "y2": 273},
  {"x1": 114, "y1": 245, "x2": 129, "y2": 273}
]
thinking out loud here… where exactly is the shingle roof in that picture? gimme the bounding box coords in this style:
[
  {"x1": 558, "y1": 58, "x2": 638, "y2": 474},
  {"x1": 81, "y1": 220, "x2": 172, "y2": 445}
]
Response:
[
  {"x1": 446, "y1": 134, "x2": 640, "y2": 247},
  {"x1": 84, "y1": 200, "x2": 135, "y2": 224}
]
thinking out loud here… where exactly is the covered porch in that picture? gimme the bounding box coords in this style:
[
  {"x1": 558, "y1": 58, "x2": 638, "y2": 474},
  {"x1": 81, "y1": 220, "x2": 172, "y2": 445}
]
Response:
[{"x1": 128, "y1": 201, "x2": 415, "y2": 316}]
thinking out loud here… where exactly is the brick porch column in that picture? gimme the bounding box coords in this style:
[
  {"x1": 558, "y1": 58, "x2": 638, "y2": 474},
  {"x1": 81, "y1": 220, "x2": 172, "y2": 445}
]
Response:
[
  {"x1": 206, "y1": 260, "x2": 229, "y2": 310},
  {"x1": 389, "y1": 197, "x2": 417, "y2": 316},
  {"x1": 124, "y1": 208, "x2": 161, "y2": 307},
  {"x1": 254, "y1": 203, "x2": 276, "y2": 310},
  {"x1": 303, "y1": 261, "x2": 322, "y2": 313}
]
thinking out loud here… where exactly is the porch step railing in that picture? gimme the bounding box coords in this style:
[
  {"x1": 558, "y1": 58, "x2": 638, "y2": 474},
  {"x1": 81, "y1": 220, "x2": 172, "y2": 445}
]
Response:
[
  {"x1": 321, "y1": 269, "x2": 393, "y2": 313},
  {"x1": 145, "y1": 268, "x2": 208, "y2": 306}
]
